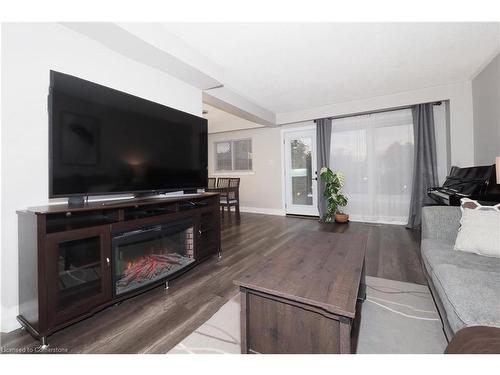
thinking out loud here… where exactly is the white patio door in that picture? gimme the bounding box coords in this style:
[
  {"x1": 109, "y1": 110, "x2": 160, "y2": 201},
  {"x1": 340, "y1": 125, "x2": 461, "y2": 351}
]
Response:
[{"x1": 284, "y1": 129, "x2": 319, "y2": 216}]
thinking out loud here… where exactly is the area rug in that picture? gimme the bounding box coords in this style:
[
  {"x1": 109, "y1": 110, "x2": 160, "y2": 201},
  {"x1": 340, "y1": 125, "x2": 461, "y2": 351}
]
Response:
[{"x1": 168, "y1": 276, "x2": 447, "y2": 354}]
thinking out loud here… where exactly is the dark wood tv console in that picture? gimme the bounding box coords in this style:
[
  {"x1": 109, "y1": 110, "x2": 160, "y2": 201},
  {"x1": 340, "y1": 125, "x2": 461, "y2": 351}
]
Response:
[{"x1": 16, "y1": 193, "x2": 221, "y2": 348}]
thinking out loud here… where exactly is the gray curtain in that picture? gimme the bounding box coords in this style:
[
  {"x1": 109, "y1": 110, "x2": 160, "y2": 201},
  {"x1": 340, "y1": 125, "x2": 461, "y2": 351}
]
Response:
[
  {"x1": 316, "y1": 118, "x2": 332, "y2": 220},
  {"x1": 407, "y1": 103, "x2": 439, "y2": 229}
]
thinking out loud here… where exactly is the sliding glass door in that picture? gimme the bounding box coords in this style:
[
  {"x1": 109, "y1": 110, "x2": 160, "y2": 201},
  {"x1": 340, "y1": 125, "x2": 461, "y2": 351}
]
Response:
[{"x1": 330, "y1": 109, "x2": 414, "y2": 224}]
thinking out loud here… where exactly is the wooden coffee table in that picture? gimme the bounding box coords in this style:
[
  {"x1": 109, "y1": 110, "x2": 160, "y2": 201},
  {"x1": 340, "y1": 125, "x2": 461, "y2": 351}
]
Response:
[{"x1": 234, "y1": 230, "x2": 367, "y2": 354}]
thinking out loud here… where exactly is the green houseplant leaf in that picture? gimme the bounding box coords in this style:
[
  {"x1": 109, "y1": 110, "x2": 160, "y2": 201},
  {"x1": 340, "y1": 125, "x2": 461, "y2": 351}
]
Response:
[{"x1": 319, "y1": 167, "x2": 349, "y2": 222}]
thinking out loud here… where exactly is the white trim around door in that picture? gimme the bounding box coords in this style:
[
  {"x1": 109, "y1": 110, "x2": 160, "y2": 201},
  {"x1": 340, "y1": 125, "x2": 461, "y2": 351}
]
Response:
[{"x1": 281, "y1": 127, "x2": 319, "y2": 216}]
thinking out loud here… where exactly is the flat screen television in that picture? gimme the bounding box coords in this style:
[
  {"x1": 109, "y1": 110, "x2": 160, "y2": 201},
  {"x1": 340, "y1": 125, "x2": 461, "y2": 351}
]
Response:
[{"x1": 49, "y1": 71, "x2": 208, "y2": 199}]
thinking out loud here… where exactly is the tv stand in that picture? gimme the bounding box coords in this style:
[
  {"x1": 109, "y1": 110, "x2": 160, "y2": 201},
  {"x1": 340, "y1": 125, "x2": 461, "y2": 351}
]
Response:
[{"x1": 16, "y1": 193, "x2": 221, "y2": 346}]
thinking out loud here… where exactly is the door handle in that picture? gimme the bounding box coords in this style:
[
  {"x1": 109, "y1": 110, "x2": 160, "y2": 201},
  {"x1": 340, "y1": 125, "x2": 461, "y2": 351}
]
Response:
[{"x1": 106, "y1": 257, "x2": 110, "y2": 267}]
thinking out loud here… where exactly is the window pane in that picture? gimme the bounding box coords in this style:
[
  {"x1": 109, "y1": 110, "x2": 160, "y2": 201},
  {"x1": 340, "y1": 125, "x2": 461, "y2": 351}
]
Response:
[
  {"x1": 331, "y1": 127, "x2": 368, "y2": 216},
  {"x1": 330, "y1": 109, "x2": 414, "y2": 223},
  {"x1": 373, "y1": 122, "x2": 414, "y2": 220},
  {"x1": 290, "y1": 138, "x2": 313, "y2": 205},
  {"x1": 233, "y1": 139, "x2": 252, "y2": 171},
  {"x1": 215, "y1": 141, "x2": 232, "y2": 170}
]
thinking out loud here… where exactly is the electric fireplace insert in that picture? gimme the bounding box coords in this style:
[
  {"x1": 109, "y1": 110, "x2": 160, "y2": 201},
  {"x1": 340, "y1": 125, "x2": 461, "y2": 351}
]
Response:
[{"x1": 112, "y1": 220, "x2": 195, "y2": 296}]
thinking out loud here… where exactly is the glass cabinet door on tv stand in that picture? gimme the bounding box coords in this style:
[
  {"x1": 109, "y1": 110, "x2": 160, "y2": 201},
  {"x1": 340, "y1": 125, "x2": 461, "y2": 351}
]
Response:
[{"x1": 45, "y1": 226, "x2": 112, "y2": 327}]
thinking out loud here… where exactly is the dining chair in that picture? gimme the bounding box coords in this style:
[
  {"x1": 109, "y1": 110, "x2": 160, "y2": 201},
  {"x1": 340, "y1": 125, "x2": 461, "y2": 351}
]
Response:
[
  {"x1": 217, "y1": 177, "x2": 241, "y2": 221},
  {"x1": 207, "y1": 177, "x2": 217, "y2": 190}
]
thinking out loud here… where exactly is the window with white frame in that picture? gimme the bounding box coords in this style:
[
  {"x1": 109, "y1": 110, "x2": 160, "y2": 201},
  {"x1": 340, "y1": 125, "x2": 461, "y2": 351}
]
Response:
[{"x1": 215, "y1": 139, "x2": 252, "y2": 171}]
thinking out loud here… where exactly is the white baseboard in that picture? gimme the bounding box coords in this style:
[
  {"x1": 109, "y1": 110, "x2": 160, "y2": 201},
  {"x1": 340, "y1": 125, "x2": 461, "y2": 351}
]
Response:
[
  {"x1": 239, "y1": 206, "x2": 285, "y2": 216},
  {"x1": 237, "y1": 209, "x2": 405, "y2": 224},
  {"x1": 348, "y1": 215, "x2": 408, "y2": 226},
  {"x1": 1, "y1": 306, "x2": 21, "y2": 333}
]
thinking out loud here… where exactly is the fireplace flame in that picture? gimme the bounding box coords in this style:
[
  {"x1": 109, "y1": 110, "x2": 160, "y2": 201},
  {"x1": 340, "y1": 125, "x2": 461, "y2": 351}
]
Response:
[
  {"x1": 127, "y1": 256, "x2": 144, "y2": 271},
  {"x1": 119, "y1": 253, "x2": 185, "y2": 286}
]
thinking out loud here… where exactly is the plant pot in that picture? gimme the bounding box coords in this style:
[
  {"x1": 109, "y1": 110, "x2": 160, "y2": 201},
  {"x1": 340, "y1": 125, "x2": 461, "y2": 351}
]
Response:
[{"x1": 334, "y1": 213, "x2": 349, "y2": 223}]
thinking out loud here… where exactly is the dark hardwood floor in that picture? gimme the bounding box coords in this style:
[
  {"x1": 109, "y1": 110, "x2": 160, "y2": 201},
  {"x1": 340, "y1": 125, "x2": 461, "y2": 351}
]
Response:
[{"x1": 0, "y1": 213, "x2": 424, "y2": 353}]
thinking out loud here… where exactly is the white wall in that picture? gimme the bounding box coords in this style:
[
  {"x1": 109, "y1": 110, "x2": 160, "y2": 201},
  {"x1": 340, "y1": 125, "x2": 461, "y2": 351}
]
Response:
[
  {"x1": 208, "y1": 120, "x2": 315, "y2": 215},
  {"x1": 276, "y1": 82, "x2": 475, "y2": 167},
  {"x1": 472, "y1": 52, "x2": 500, "y2": 165},
  {"x1": 0, "y1": 23, "x2": 202, "y2": 332},
  {"x1": 433, "y1": 102, "x2": 450, "y2": 184},
  {"x1": 208, "y1": 127, "x2": 284, "y2": 215}
]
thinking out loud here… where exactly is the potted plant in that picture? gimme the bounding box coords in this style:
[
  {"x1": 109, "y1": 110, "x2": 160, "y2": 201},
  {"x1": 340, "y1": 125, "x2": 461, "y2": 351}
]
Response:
[{"x1": 319, "y1": 167, "x2": 349, "y2": 223}]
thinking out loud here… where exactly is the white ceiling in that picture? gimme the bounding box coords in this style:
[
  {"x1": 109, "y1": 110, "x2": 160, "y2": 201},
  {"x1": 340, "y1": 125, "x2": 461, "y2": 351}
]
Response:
[{"x1": 161, "y1": 23, "x2": 500, "y2": 113}]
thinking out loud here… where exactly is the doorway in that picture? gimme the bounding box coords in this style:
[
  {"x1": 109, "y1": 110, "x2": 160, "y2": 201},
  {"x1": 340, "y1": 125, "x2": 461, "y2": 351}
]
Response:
[{"x1": 283, "y1": 129, "x2": 318, "y2": 216}]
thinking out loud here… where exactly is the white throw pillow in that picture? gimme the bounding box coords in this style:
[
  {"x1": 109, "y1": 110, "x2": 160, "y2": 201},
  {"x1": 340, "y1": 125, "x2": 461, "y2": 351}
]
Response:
[{"x1": 454, "y1": 204, "x2": 500, "y2": 258}]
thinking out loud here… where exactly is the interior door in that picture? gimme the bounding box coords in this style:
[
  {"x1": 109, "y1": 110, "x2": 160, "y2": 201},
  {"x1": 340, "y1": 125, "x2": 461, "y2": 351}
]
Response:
[{"x1": 284, "y1": 129, "x2": 319, "y2": 216}]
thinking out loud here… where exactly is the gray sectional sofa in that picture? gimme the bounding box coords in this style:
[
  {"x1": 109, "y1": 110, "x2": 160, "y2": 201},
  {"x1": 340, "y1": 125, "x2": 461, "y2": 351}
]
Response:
[{"x1": 421, "y1": 206, "x2": 500, "y2": 341}]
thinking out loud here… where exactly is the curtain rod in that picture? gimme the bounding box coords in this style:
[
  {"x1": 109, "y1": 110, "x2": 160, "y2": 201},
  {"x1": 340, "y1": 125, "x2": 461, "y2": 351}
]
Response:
[{"x1": 314, "y1": 101, "x2": 443, "y2": 122}]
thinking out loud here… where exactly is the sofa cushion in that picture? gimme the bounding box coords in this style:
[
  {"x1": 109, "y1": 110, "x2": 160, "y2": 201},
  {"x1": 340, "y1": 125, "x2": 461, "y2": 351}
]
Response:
[
  {"x1": 432, "y1": 263, "x2": 500, "y2": 331},
  {"x1": 421, "y1": 238, "x2": 500, "y2": 333},
  {"x1": 421, "y1": 238, "x2": 455, "y2": 269}
]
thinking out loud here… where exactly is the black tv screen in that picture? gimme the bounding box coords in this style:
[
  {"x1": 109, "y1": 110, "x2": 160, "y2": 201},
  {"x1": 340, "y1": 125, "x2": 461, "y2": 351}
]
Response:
[{"x1": 49, "y1": 71, "x2": 208, "y2": 198}]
